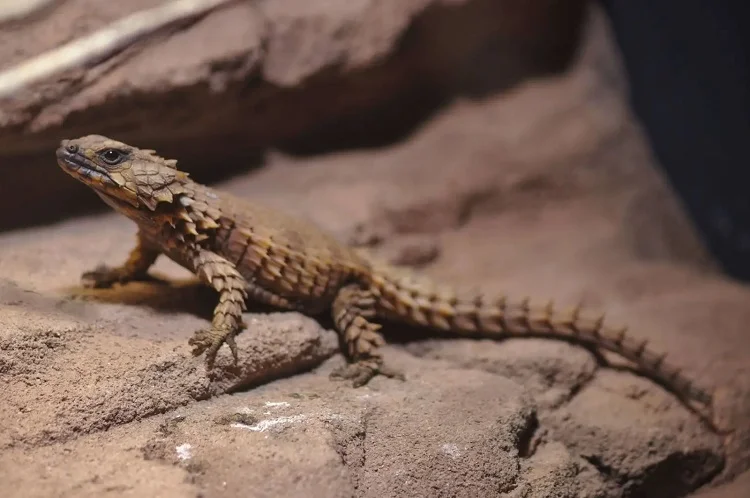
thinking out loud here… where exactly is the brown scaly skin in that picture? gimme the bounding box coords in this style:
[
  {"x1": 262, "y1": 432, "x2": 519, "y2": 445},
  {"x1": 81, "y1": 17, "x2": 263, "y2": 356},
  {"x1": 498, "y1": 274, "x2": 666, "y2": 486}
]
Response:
[{"x1": 56, "y1": 135, "x2": 715, "y2": 419}]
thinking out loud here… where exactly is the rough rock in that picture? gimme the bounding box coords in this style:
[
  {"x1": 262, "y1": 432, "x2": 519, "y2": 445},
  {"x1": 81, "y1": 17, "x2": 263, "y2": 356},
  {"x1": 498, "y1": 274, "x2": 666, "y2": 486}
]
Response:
[
  {"x1": 694, "y1": 471, "x2": 750, "y2": 498},
  {"x1": 0, "y1": 0, "x2": 586, "y2": 229},
  {"x1": 0, "y1": 264, "x2": 338, "y2": 449}
]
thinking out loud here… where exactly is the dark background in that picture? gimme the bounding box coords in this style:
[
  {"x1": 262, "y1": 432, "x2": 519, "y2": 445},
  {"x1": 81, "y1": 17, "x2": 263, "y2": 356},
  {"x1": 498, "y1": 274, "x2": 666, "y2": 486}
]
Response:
[{"x1": 600, "y1": 0, "x2": 750, "y2": 281}]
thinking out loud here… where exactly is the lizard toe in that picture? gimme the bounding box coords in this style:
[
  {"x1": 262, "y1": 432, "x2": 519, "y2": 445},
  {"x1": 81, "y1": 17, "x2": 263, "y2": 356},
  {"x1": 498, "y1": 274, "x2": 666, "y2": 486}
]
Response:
[
  {"x1": 189, "y1": 327, "x2": 238, "y2": 368},
  {"x1": 225, "y1": 335, "x2": 239, "y2": 364},
  {"x1": 330, "y1": 359, "x2": 405, "y2": 387},
  {"x1": 81, "y1": 265, "x2": 120, "y2": 289},
  {"x1": 188, "y1": 329, "x2": 213, "y2": 356}
]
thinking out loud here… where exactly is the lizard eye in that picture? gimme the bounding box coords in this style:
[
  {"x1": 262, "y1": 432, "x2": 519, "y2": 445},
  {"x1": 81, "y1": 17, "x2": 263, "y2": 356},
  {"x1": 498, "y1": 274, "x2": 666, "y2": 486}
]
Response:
[{"x1": 99, "y1": 148, "x2": 126, "y2": 165}]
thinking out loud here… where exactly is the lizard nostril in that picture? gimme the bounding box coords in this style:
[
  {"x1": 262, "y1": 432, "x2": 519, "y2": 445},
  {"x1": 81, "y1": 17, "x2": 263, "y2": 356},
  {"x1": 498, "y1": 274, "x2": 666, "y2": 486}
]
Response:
[{"x1": 66, "y1": 143, "x2": 78, "y2": 153}]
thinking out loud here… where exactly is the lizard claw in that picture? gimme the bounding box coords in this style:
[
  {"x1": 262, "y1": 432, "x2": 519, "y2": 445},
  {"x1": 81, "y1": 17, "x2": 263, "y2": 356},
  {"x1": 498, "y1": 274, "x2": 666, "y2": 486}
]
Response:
[
  {"x1": 330, "y1": 359, "x2": 405, "y2": 387},
  {"x1": 189, "y1": 326, "x2": 239, "y2": 369},
  {"x1": 81, "y1": 264, "x2": 124, "y2": 289}
]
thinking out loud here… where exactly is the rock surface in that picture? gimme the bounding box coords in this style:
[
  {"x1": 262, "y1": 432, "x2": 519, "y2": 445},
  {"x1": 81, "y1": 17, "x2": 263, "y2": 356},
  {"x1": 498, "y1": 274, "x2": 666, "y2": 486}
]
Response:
[
  {"x1": 0, "y1": 2, "x2": 748, "y2": 497},
  {"x1": 0, "y1": 0, "x2": 586, "y2": 229}
]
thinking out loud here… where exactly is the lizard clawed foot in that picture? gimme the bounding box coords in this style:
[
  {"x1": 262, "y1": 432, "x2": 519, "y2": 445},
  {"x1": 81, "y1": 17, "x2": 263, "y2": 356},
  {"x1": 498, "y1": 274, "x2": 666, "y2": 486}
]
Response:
[
  {"x1": 188, "y1": 326, "x2": 239, "y2": 369},
  {"x1": 81, "y1": 264, "x2": 129, "y2": 289},
  {"x1": 330, "y1": 359, "x2": 405, "y2": 387}
]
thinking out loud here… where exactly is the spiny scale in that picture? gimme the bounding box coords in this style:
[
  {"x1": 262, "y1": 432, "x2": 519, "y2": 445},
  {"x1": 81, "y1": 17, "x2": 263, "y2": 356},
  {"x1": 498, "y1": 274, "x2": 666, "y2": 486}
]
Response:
[
  {"x1": 56, "y1": 134, "x2": 714, "y2": 419},
  {"x1": 365, "y1": 259, "x2": 712, "y2": 406}
]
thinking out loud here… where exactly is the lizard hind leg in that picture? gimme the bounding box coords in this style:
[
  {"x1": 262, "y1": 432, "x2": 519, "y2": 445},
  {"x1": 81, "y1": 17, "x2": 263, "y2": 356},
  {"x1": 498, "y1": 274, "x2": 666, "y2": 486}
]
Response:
[{"x1": 330, "y1": 283, "x2": 405, "y2": 387}]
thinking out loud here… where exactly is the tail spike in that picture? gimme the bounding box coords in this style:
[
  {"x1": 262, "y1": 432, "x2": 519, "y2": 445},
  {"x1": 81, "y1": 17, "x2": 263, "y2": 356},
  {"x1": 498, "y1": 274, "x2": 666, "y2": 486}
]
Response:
[
  {"x1": 473, "y1": 294, "x2": 484, "y2": 308},
  {"x1": 651, "y1": 352, "x2": 668, "y2": 370},
  {"x1": 496, "y1": 295, "x2": 507, "y2": 310},
  {"x1": 614, "y1": 326, "x2": 627, "y2": 345},
  {"x1": 543, "y1": 300, "x2": 555, "y2": 321},
  {"x1": 567, "y1": 302, "x2": 584, "y2": 335},
  {"x1": 592, "y1": 314, "x2": 605, "y2": 337},
  {"x1": 520, "y1": 297, "x2": 530, "y2": 311},
  {"x1": 634, "y1": 339, "x2": 649, "y2": 358}
]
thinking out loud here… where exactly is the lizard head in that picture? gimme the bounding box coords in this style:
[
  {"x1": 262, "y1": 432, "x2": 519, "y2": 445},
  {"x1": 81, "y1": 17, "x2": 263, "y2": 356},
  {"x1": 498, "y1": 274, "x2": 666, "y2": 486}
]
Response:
[{"x1": 56, "y1": 135, "x2": 188, "y2": 212}]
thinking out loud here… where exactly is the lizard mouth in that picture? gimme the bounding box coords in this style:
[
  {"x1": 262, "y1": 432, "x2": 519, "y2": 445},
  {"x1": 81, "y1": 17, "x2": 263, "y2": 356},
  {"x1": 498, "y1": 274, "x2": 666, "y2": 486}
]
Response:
[{"x1": 56, "y1": 145, "x2": 117, "y2": 189}]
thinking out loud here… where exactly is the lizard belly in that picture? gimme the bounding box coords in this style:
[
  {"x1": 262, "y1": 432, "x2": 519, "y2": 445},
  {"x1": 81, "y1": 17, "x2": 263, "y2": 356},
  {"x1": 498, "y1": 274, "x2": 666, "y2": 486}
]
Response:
[
  {"x1": 215, "y1": 224, "x2": 345, "y2": 305},
  {"x1": 140, "y1": 226, "x2": 200, "y2": 275},
  {"x1": 235, "y1": 258, "x2": 343, "y2": 312},
  {"x1": 160, "y1": 244, "x2": 199, "y2": 274}
]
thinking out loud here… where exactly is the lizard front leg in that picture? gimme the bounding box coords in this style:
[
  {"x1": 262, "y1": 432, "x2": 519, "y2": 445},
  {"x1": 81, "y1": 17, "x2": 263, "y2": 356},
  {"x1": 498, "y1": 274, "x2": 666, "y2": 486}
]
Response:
[
  {"x1": 187, "y1": 250, "x2": 249, "y2": 368},
  {"x1": 82, "y1": 232, "x2": 160, "y2": 288},
  {"x1": 330, "y1": 283, "x2": 405, "y2": 387}
]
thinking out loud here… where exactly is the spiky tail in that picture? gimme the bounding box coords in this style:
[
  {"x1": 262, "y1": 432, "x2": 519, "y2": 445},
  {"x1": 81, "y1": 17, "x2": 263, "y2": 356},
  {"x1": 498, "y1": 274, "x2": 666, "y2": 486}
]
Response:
[{"x1": 365, "y1": 263, "x2": 711, "y2": 408}]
